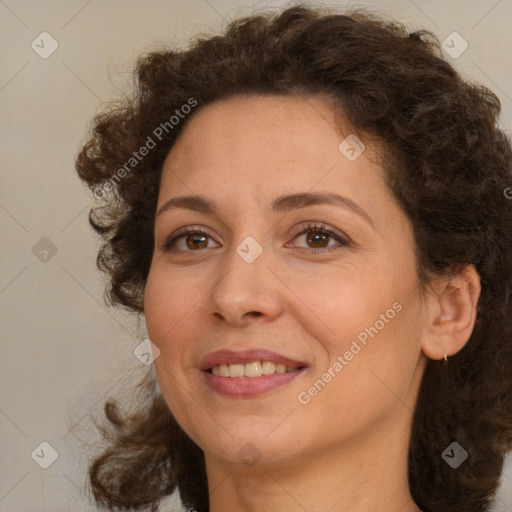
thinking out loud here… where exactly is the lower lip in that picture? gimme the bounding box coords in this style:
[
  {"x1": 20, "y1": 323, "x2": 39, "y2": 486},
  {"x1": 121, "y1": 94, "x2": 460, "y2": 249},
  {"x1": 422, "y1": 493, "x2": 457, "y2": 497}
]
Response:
[{"x1": 202, "y1": 369, "x2": 305, "y2": 397}]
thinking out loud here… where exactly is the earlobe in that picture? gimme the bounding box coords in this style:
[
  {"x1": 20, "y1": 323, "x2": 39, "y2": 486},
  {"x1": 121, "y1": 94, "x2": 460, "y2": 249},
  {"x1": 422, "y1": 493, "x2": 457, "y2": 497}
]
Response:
[{"x1": 420, "y1": 264, "x2": 481, "y2": 361}]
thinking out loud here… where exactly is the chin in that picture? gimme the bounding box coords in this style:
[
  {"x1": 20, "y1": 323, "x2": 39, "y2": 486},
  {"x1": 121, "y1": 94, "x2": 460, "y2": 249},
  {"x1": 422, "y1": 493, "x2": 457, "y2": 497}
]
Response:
[
  {"x1": 202, "y1": 432, "x2": 296, "y2": 469},
  {"x1": 186, "y1": 412, "x2": 299, "y2": 461}
]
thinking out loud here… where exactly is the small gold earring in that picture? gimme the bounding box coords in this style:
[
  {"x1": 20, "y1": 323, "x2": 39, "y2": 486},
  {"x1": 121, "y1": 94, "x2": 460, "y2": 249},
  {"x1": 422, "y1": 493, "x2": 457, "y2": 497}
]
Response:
[{"x1": 443, "y1": 352, "x2": 448, "y2": 364}]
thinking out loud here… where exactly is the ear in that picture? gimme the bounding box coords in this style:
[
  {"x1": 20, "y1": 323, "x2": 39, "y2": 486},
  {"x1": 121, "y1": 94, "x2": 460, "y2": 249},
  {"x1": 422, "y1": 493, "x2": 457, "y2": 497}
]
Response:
[{"x1": 420, "y1": 264, "x2": 481, "y2": 360}]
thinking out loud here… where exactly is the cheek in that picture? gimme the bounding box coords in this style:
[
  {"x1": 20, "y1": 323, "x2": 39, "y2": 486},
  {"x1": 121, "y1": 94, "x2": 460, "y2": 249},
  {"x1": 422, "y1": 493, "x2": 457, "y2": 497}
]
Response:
[
  {"x1": 302, "y1": 255, "x2": 421, "y2": 381},
  {"x1": 143, "y1": 271, "x2": 168, "y2": 344},
  {"x1": 143, "y1": 266, "x2": 210, "y2": 391},
  {"x1": 303, "y1": 299, "x2": 422, "y2": 435},
  {"x1": 144, "y1": 266, "x2": 196, "y2": 345},
  {"x1": 300, "y1": 263, "x2": 395, "y2": 348},
  {"x1": 144, "y1": 270, "x2": 197, "y2": 423},
  {"x1": 144, "y1": 272, "x2": 190, "y2": 384}
]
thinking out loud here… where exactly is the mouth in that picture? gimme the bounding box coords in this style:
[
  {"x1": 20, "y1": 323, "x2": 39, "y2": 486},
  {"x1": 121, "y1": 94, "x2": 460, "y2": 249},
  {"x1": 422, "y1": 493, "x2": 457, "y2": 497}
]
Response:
[{"x1": 200, "y1": 349, "x2": 308, "y2": 397}]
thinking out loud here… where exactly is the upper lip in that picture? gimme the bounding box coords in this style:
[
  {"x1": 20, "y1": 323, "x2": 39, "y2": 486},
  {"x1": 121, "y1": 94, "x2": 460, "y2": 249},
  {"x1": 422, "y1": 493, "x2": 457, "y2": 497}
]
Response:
[{"x1": 200, "y1": 349, "x2": 308, "y2": 371}]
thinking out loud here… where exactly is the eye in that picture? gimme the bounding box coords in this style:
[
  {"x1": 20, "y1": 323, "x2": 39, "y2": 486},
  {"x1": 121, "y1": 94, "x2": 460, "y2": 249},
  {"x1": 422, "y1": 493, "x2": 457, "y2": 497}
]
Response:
[
  {"x1": 288, "y1": 222, "x2": 350, "y2": 253},
  {"x1": 162, "y1": 227, "x2": 218, "y2": 252}
]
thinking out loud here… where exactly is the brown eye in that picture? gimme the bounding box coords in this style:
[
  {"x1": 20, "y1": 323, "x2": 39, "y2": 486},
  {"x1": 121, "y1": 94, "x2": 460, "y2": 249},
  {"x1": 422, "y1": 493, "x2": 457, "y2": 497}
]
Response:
[
  {"x1": 289, "y1": 222, "x2": 350, "y2": 253},
  {"x1": 163, "y1": 228, "x2": 217, "y2": 252}
]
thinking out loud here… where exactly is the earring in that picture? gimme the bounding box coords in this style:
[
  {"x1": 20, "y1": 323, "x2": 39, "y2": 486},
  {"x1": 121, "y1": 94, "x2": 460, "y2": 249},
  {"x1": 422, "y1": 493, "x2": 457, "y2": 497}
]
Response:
[{"x1": 443, "y1": 352, "x2": 448, "y2": 364}]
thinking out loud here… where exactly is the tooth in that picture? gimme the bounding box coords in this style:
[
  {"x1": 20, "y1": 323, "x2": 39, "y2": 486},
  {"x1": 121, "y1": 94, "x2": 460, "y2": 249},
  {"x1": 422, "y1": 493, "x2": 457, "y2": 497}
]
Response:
[
  {"x1": 244, "y1": 361, "x2": 262, "y2": 377},
  {"x1": 261, "y1": 361, "x2": 276, "y2": 375},
  {"x1": 228, "y1": 363, "x2": 244, "y2": 378},
  {"x1": 209, "y1": 361, "x2": 299, "y2": 377}
]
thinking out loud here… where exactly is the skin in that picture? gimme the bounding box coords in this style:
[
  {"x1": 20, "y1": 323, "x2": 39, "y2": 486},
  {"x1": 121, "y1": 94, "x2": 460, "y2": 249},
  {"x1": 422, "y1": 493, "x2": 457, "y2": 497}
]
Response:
[{"x1": 144, "y1": 94, "x2": 481, "y2": 512}]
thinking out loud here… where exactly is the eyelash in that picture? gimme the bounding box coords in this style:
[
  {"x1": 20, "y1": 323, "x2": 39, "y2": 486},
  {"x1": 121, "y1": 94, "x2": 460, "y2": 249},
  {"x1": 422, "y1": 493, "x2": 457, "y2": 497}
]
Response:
[{"x1": 162, "y1": 222, "x2": 350, "y2": 254}]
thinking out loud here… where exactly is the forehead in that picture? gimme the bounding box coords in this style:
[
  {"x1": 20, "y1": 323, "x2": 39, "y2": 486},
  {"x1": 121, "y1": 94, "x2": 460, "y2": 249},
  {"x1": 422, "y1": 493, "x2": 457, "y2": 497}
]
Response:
[
  {"x1": 159, "y1": 95, "x2": 395, "y2": 229},
  {"x1": 170, "y1": 93, "x2": 339, "y2": 147},
  {"x1": 160, "y1": 94, "x2": 384, "y2": 191}
]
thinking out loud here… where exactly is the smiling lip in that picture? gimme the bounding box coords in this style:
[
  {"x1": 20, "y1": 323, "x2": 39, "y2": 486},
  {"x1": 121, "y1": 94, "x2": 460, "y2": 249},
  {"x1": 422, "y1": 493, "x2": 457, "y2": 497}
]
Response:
[{"x1": 200, "y1": 349, "x2": 308, "y2": 398}]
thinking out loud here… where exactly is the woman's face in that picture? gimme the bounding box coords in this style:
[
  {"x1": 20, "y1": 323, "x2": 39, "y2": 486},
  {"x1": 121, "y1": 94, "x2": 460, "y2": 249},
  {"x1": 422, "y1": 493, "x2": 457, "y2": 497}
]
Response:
[{"x1": 144, "y1": 94, "x2": 429, "y2": 469}]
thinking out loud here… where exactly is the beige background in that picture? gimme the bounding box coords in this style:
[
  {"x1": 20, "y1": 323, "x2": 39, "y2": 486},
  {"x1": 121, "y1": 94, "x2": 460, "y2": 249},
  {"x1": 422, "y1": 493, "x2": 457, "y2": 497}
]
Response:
[{"x1": 1, "y1": 0, "x2": 511, "y2": 510}]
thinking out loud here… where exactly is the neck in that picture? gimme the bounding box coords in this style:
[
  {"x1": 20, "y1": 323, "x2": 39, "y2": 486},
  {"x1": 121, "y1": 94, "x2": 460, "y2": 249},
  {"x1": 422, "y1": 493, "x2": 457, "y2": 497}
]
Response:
[{"x1": 205, "y1": 409, "x2": 422, "y2": 512}]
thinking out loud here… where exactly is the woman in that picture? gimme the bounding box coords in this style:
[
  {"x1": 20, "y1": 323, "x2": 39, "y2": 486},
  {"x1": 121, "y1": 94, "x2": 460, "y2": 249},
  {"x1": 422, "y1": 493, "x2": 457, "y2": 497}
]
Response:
[{"x1": 75, "y1": 5, "x2": 512, "y2": 511}]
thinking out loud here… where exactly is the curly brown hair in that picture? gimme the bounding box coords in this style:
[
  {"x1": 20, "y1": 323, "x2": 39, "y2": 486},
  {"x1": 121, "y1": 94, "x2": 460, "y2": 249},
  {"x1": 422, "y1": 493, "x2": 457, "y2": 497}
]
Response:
[{"x1": 75, "y1": 4, "x2": 512, "y2": 511}]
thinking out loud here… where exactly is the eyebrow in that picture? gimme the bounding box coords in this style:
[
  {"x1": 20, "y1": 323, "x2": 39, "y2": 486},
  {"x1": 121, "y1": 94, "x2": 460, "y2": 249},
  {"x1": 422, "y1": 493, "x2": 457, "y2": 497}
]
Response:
[{"x1": 156, "y1": 191, "x2": 375, "y2": 228}]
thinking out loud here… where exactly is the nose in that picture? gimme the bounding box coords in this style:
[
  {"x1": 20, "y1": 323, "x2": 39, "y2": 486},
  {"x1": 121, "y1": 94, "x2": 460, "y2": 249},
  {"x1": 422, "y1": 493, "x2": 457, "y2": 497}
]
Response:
[{"x1": 208, "y1": 243, "x2": 284, "y2": 327}]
